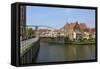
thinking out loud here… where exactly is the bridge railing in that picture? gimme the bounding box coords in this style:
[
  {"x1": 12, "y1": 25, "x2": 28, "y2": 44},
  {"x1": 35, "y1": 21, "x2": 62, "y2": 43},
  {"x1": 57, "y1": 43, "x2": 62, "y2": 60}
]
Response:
[
  {"x1": 20, "y1": 37, "x2": 39, "y2": 56},
  {"x1": 20, "y1": 25, "x2": 40, "y2": 64}
]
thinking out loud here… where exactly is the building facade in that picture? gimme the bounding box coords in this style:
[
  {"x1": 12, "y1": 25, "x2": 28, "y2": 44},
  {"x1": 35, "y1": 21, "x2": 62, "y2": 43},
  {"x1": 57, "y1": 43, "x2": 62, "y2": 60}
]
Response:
[
  {"x1": 62, "y1": 21, "x2": 82, "y2": 41},
  {"x1": 20, "y1": 6, "x2": 26, "y2": 40}
]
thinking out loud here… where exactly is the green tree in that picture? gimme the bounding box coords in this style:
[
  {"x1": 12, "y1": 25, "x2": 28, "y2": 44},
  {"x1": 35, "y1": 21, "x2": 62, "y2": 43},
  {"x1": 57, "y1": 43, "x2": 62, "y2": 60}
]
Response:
[
  {"x1": 26, "y1": 28, "x2": 33, "y2": 38},
  {"x1": 64, "y1": 36, "x2": 71, "y2": 42}
]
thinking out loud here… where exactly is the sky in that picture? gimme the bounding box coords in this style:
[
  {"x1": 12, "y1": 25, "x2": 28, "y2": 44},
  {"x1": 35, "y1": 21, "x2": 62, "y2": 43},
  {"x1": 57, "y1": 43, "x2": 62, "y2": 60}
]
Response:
[{"x1": 26, "y1": 6, "x2": 95, "y2": 29}]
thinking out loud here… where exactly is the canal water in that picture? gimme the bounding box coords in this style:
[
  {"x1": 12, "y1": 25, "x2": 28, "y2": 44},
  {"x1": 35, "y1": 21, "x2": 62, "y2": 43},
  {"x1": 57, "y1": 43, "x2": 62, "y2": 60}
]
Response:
[{"x1": 36, "y1": 42, "x2": 95, "y2": 63}]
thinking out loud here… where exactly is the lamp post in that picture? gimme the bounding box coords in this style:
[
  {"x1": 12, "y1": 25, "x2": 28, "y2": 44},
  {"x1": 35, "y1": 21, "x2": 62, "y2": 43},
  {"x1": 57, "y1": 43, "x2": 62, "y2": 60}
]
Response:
[{"x1": 35, "y1": 26, "x2": 39, "y2": 38}]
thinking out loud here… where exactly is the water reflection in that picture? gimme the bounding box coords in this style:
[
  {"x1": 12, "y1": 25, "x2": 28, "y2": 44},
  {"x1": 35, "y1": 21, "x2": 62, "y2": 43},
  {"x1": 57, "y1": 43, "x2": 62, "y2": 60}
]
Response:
[{"x1": 36, "y1": 43, "x2": 95, "y2": 63}]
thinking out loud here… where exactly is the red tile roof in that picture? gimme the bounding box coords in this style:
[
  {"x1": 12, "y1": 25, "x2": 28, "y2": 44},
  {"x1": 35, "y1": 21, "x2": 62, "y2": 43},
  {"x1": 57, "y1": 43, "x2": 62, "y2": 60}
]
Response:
[
  {"x1": 79, "y1": 23, "x2": 87, "y2": 30},
  {"x1": 38, "y1": 29, "x2": 51, "y2": 32},
  {"x1": 86, "y1": 28, "x2": 95, "y2": 33},
  {"x1": 62, "y1": 22, "x2": 95, "y2": 33},
  {"x1": 63, "y1": 22, "x2": 78, "y2": 30}
]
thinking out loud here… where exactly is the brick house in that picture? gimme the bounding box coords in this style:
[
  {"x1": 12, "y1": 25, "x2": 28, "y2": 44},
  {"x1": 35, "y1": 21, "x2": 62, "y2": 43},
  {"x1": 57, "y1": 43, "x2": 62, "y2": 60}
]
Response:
[{"x1": 63, "y1": 21, "x2": 83, "y2": 41}]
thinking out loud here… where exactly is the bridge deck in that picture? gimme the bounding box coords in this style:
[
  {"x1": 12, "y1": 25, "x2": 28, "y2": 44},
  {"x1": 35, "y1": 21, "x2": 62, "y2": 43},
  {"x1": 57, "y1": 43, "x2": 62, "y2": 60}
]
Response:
[{"x1": 20, "y1": 37, "x2": 39, "y2": 56}]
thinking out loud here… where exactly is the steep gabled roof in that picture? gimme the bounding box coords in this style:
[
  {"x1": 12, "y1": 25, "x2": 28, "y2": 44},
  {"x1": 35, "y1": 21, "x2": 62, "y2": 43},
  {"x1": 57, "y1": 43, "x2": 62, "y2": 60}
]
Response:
[{"x1": 63, "y1": 21, "x2": 79, "y2": 30}]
